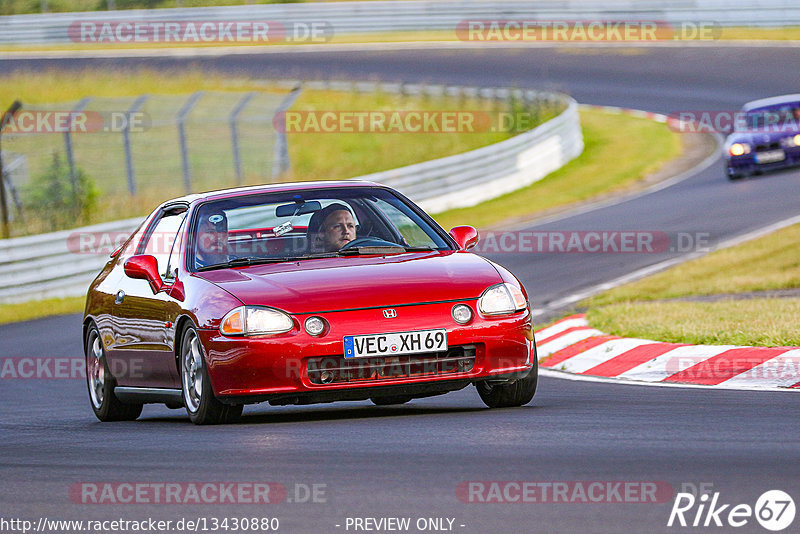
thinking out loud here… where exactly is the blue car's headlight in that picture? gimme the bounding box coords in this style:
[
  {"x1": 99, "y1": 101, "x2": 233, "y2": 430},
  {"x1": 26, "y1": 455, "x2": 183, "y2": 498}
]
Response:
[
  {"x1": 220, "y1": 306, "x2": 294, "y2": 336},
  {"x1": 729, "y1": 143, "x2": 751, "y2": 156},
  {"x1": 782, "y1": 134, "x2": 800, "y2": 148},
  {"x1": 478, "y1": 283, "x2": 527, "y2": 316}
]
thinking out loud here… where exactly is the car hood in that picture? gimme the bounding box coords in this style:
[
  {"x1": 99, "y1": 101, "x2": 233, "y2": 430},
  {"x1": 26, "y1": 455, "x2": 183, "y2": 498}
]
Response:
[
  {"x1": 193, "y1": 251, "x2": 503, "y2": 314},
  {"x1": 726, "y1": 129, "x2": 795, "y2": 145}
]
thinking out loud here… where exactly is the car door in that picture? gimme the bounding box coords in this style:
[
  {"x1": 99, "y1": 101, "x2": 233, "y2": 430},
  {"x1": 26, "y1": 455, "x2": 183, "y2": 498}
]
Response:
[{"x1": 111, "y1": 206, "x2": 187, "y2": 388}]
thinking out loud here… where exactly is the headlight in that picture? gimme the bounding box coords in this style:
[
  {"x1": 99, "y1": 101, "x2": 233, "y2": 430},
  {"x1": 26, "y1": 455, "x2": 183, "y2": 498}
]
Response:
[
  {"x1": 729, "y1": 143, "x2": 750, "y2": 156},
  {"x1": 478, "y1": 283, "x2": 527, "y2": 316},
  {"x1": 220, "y1": 306, "x2": 294, "y2": 336},
  {"x1": 784, "y1": 134, "x2": 800, "y2": 148}
]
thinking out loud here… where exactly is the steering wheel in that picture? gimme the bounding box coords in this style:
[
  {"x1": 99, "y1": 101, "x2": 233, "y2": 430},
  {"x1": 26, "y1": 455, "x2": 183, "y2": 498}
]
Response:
[{"x1": 339, "y1": 237, "x2": 401, "y2": 250}]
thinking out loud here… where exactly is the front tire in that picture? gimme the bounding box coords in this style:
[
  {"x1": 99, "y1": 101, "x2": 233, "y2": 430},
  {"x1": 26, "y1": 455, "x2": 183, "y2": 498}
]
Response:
[
  {"x1": 180, "y1": 326, "x2": 242, "y2": 425},
  {"x1": 476, "y1": 359, "x2": 538, "y2": 408},
  {"x1": 85, "y1": 324, "x2": 143, "y2": 422}
]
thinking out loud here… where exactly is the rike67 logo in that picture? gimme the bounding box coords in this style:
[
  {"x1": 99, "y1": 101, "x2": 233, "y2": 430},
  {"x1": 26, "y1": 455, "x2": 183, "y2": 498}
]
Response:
[{"x1": 668, "y1": 487, "x2": 795, "y2": 531}]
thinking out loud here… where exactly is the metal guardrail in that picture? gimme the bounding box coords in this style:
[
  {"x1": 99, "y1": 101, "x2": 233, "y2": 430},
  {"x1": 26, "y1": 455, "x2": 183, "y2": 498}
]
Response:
[
  {"x1": 0, "y1": 217, "x2": 143, "y2": 303},
  {"x1": 0, "y1": 82, "x2": 582, "y2": 304},
  {"x1": 0, "y1": 0, "x2": 798, "y2": 44}
]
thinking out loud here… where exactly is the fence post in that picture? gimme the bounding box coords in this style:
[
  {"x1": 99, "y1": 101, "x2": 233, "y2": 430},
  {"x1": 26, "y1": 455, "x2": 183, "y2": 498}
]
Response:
[
  {"x1": 177, "y1": 92, "x2": 203, "y2": 194},
  {"x1": 272, "y1": 86, "x2": 302, "y2": 179},
  {"x1": 122, "y1": 95, "x2": 148, "y2": 195},
  {"x1": 64, "y1": 97, "x2": 92, "y2": 197},
  {"x1": 0, "y1": 101, "x2": 22, "y2": 239},
  {"x1": 230, "y1": 92, "x2": 255, "y2": 185}
]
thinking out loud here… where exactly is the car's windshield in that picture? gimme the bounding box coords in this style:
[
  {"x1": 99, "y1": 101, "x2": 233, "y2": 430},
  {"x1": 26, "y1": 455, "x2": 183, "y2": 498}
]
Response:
[
  {"x1": 189, "y1": 187, "x2": 453, "y2": 271},
  {"x1": 740, "y1": 106, "x2": 800, "y2": 131}
]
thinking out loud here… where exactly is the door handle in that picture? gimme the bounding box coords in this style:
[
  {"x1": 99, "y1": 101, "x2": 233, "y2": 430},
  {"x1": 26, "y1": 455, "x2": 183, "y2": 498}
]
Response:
[{"x1": 115, "y1": 290, "x2": 126, "y2": 304}]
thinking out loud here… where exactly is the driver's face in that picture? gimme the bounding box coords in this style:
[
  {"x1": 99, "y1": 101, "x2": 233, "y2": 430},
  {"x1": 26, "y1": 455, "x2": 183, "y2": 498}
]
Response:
[{"x1": 321, "y1": 210, "x2": 356, "y2": 251}]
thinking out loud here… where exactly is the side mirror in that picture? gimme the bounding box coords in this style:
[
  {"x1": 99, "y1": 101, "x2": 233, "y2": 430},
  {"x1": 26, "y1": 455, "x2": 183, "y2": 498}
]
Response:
[
  {"x1": 449, "y1": 225, "x2": 479, "y2": 251},
  {"x1": 124, "y1": 255, "x2": 163, "y2": 294}
]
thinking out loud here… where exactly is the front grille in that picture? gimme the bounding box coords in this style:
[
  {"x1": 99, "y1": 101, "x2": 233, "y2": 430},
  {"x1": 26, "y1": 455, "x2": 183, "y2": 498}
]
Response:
[
  {"x1": 755, "y1": 142, "x2": 781, "y2": 152},
  {"x1": 307, "y1": 345, "x2": 476, "y2": 385}
]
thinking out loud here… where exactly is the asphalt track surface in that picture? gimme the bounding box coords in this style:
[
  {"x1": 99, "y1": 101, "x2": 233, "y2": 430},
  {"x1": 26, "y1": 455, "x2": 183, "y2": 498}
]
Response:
[{"x1": 1, "y1": 45, "x2": 800, "y2": 533}]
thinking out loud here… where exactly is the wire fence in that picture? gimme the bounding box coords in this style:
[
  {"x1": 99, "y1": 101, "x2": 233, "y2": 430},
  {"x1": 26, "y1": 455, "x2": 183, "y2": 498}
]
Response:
[{"x1": 1, "y1": 88, "x2": 300, "y2": 236}]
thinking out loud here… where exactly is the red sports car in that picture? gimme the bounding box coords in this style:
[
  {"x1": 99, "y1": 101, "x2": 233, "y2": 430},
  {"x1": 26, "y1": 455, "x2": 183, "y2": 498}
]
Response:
[{"x1": 83, "y1": 181, "x2": 537, "y2": 424}]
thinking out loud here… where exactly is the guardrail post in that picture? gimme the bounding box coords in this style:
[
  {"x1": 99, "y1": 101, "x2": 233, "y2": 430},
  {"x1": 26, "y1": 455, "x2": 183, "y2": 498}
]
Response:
[
  {"x1": 65, "y1": 97, "x2": 92, "y2": 197},
  {"x1": 0, "y1": 100, "x2": 23, "y2": 239},
  {"x1": 123, "y1": 95, "x2": 148, "y2": 195},
  {"x1": 229, "y1": 92, "x2": 255, "y2": 185},
  {"x1": 272, "y1": 86, "x2": 302, "y2": 179},
  {"x1": 176, "y1": 92, "x2": 203, "y2": 194}
]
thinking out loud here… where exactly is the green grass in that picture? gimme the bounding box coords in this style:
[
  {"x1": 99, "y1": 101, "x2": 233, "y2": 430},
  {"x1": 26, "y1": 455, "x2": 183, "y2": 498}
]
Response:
[
  {"x1": 434, "y1": 109, "x2": 681, "y2": 230},
  {"x1": 1, "y1": 68, "x2": 552, "y2": 236},
  {"x1": 583, "y1": 222, "x2": 800, "y2": 347},
  {"x1": 585, "y1": 222, "x2": 800, "y2": 307},
  {"x1": 587, "y1": 299, "x2": 800, "y2": 347},
  {"x1": 0, "y1": 296, "x2": 85, "y2": 324}
]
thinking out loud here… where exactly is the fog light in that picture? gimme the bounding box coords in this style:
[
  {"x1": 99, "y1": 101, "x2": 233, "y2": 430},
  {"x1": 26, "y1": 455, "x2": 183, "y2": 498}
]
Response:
[
  {"x1": 319, "y1": 370, "x2": 334, "y2": 384},
  {"x1": 452, "y1": 304, "x2": 473, "y2": 324},
  {"x1": 304, "y1": 316, "x2": 326, "y2": 336}
]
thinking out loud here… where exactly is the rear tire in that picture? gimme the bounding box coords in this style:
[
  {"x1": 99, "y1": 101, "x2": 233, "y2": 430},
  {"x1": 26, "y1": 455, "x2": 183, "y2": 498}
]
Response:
[
  {"x1": 85, "y1": 324, "x2": 143, "y2": 422},
  {"x1": 180, "y1": 326, "x2": 242, "y2": 425},
  {"x1": 476, "y1": 359, "x2": 538, "y2": 408}
]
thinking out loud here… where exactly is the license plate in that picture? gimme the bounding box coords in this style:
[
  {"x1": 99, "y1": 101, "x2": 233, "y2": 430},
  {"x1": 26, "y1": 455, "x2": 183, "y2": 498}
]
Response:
[
  {"x1": 343, "y1": 329, "x2": 447, "y2": 358},
  {"x1": 755, "y1": 149, "x2": 785, "y2": 164}
]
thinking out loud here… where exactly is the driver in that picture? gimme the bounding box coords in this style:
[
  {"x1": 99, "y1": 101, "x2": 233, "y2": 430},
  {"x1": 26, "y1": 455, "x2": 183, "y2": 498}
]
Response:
[
  {"x1": 308, "y1": 203, "x2": 357, "y2": 252},
  {"x1": 195, "y1": 211, "x2": 230, "y2": 268}
]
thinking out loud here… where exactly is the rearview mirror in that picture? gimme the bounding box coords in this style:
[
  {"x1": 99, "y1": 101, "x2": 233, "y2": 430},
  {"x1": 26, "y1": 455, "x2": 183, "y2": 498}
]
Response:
[
  {"x1": 124, "y1": 255, "x2": 163, "y2": 294},
  {"x1": 275, "y1": 200, "x2": 322, "y2": 217},
  {"x1": 449, "y1": 226, "x2": 479, "y2": 251}
]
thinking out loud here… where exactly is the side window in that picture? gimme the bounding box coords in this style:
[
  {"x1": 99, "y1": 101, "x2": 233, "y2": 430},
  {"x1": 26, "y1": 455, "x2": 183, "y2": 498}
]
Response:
[
  {"x1": 373, "y1": 198, "x2": 438, "y2": 248},
  {"x1": 141, "y1": 211, "x2": 186, "y2": 279}
]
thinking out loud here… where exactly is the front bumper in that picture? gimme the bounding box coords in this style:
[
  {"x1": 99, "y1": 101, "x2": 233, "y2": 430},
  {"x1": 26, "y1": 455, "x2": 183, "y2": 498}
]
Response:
[
  {"x1": 727, "y1": 146, "x2": 800, "y2": 176},
  {"x1": 198, "y1": 300, "x2": 534, "y2": 404}
]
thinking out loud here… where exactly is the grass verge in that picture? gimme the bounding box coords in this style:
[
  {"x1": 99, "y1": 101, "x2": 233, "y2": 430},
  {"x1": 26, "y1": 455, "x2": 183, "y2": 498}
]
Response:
[
  {"x1": 587, "y1": 299, "x2": 800, "y2": 347},
  {"x1": 433, "y1": 109, "x2": 682, "y2": 230},
  {"x1": 585, "y1": 222, "x2": 800, "y2": 307},
  {"x1": 582, "y1": 222, "x2": 800, "y2": 347},
  {"x1": 0, "y1": 296, "x2": 85, "y2": 325},
  {"x1": 3, "y1": 27, "x2": 800, "y2": 51}
]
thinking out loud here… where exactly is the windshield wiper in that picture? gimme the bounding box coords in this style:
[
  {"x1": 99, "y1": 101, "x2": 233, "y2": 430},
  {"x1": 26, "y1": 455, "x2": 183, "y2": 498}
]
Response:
[
  {"x1": 339, "y1": 245, "x2": 437, "y2": 256},
  {"x1": 196, "y1": 253, "x2": 341, "y2": 271},
  {"x1": 403, "y1": 246, "x2": 437, "y2": 252}
]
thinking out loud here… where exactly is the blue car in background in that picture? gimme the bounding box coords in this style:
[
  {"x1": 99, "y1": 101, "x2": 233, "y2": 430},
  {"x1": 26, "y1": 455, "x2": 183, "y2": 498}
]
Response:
[{"x1": 724, "y1": 94, "x2": 800, "y2": 180}]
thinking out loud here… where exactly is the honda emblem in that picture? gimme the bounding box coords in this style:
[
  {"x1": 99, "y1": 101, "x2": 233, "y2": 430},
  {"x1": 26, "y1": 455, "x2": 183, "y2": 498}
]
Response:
[{"x1": 382, "y1": 309, "x2": 397, "y2": 319}]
